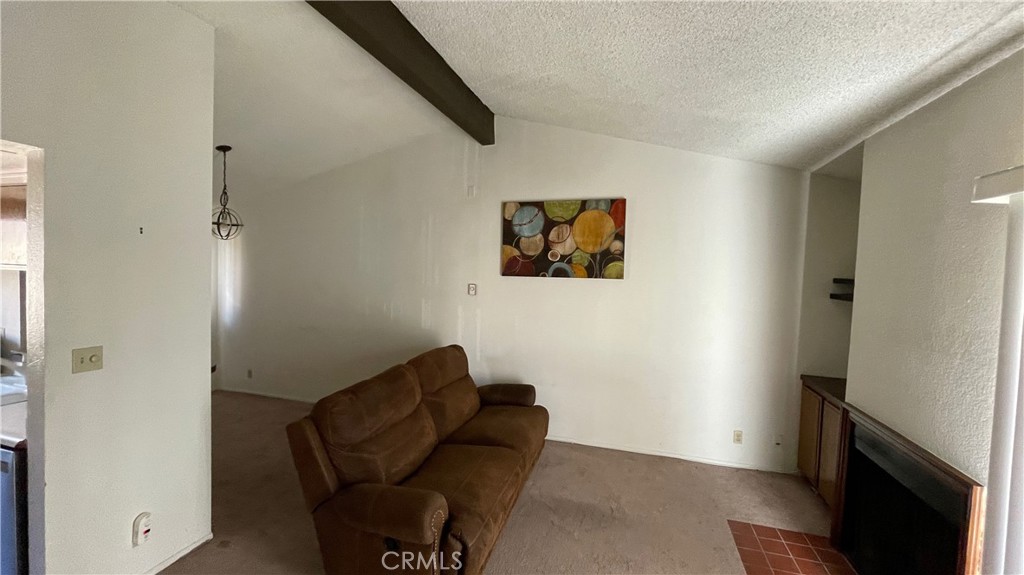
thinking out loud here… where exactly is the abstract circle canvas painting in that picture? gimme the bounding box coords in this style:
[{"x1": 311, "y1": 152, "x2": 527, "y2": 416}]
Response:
[{"x1": 501, "y1": 198, "x2": 626, "y2": 279}]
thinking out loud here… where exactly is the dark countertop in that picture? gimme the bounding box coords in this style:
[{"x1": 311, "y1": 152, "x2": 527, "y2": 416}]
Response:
[{"x1": 801, "y1": 374, "x2": 847, "y2": 408}]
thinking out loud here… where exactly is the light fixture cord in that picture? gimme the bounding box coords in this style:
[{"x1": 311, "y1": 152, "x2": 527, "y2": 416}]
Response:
[{"x1": 219, "y1": 149, "x2": 230, "y2": 208}]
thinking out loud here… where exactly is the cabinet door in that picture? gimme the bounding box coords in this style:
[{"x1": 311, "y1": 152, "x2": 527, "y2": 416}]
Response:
[
  {"x1": 797, "y1": 387, "x2": 822, "y2": 485},
  {"x1": 1, "y1": 186, "x2": 27, "y2": 267},
  {"x1": 818, "y1": 402, "x2": 842, "y2": 507}
]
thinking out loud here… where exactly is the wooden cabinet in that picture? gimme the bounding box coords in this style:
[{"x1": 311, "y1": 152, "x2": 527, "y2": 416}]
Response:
[
  {"x1": 1, "y1": 185, "x2": 27, "y2": 268},
  {"x1": 797, "y1": 387, "x2": 822, "y2": 484},
  {"x1": 818, "y1": 402, "x2": 841, "y2": 506},
  {"x1": 797, "y1": 376, "x2": 846, "y2": 507}
]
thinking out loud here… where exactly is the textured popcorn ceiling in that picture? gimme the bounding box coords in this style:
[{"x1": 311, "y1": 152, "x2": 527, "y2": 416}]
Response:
[
  {"x1": 396, "y1": 1, "x2": 1023, "y2": 169},
  {"x1": 173, "y1": 2, "x2": 454, "y2": 198}
]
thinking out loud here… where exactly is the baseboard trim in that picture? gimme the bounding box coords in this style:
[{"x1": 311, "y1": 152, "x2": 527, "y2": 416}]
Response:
[
  {"x1": 147, "y1": 532, "x2": 212, "y2": 574},
  {"x1": 214, "y1": 388, "x2": 797, "y2": 474},
  {"x1": 215, "y1": 386, "x2": 314, "y2": 404},
  {"x1": 545, "y1": 434, "x2": 792, "y2": 474}
]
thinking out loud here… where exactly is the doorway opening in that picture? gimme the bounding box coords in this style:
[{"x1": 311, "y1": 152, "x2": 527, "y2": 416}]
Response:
[{"x1": 1, "y1": 140, "x2": 45, "y2": 575}]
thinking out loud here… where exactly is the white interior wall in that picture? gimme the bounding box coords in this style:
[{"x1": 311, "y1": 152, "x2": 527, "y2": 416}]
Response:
[
  {"x1": 1, "y1": 2, "x2": 215, "y2": 572},
  {"x1": 796, "y1": 174, "x2": 860, "y2": 378},
  {"x1": 847, "y1": 51, "x2": 1024, "y2": 483},
  {"x1": 218, "y1": 117, "x2": 809, "y2": 472}
]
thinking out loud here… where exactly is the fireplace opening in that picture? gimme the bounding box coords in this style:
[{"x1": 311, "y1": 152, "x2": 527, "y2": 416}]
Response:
[{"x1": 833, "y1": 407, "x2": 984, "y2": 575}]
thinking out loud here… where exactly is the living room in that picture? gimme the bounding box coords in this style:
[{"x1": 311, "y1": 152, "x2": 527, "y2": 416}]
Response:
[{"x1": 1, "y1": 2, "x2": 1022, "y2": 575}]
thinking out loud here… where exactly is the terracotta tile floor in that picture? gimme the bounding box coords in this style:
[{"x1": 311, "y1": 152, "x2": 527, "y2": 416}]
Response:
[{"x1": 727, "y1": 520, "x2": 857, "y2": 575}]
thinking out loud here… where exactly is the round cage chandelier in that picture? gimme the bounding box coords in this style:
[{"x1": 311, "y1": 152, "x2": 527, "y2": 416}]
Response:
[{"x1": 212, "y1": 144, "x2": 243, "y2": 240}]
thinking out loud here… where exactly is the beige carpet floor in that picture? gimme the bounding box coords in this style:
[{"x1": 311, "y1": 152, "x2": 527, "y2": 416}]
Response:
[{"x1": 164, "y1": 391, "x2": 830, "y2": 575}]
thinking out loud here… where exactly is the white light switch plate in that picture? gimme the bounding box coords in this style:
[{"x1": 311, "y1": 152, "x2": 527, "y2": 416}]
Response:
[{"x1": 72, "y1": 346, "x2": 103, "y2": 374}]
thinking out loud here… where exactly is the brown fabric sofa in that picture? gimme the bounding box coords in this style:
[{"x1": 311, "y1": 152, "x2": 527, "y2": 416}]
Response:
[{"x1": 287, "y1": 345, "x2": 549, "y2": 575}]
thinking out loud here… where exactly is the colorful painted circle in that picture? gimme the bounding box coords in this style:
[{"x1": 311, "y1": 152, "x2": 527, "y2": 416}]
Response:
[
  {"x1": 603, "y1": 260, "x2": 625, "y2": 279},
  {"x1": 503, "y1": 256, "x2": 535, "y2": 276},
  {"x1": 501, "y1": 245, "x2": 521, "y2": 269},
  {"x1": 572, "y1": 209, "x2": 616, "y2": 254},
  {"x1": 511, "y1": 205, "x2": 544, "y2": 237},
  {"x1": 585, "y1": 199, "x2": 611, "y2": 212},
  {"x1": 570, "y1": 249, "x2": 591, "y2": 267},
  {"x1": 547, "y1": 249, "x2": 560, "y2": 262},
  {"x1": 503, "y1": 201, "x2": 521, "y2": 221},
  {"x1": 548, "y1": 262, "x2": 574, "y2": 278},
  {"x1": 571, "y1": 263, "x2": 588, "y2": 278},
  {"x1": 610, "y1": 239, "x2": 624, "y2": 255},
  {"x1": 544, "y1": 200, "x2": 582, "y2": 222},
  {"x1": 519, "y1": 233, "x2": 545, "y2": 257},
  {"x1": 609, "y1": 199, "x2": 626, "y2": 232},
  {"x1": 548, "y1": 223, "x2": 577, "y2": 255}
]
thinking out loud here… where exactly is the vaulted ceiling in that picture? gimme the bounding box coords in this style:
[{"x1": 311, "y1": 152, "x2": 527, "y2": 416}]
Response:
[
  {"x1": 178, "y1": 1, "x2": 1023, "y2": 196},
  {"x1": 174, "y1": 2, "x2": 455, "y2": 198},
  {"x1": 396, "y1": 1, "x2": 1024, "y2": 169}
]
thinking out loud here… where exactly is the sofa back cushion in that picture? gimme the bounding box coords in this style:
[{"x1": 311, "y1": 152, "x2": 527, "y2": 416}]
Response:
[
  {"x1": 406, "y1": 345, "x2": 481, "y2": 440},
  {"x1": 310, "y1": 364, "x2": 438, "y2": 487}
]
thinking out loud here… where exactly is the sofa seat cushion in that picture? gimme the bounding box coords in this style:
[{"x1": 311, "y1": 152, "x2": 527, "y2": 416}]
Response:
[
  {"x1": 444, "y1": 405, "x2": 549, "y2": 468},
  {"x1": 401, "y1": 444, "x2": 524, "y2": 574}
]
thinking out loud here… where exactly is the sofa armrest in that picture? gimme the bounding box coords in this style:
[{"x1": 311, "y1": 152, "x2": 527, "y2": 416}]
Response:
[
  {"x1": 477, "y1": 383, "x2": 536, "y2": 407},
  {"x1": 331, "y1": 483, "x2": 448, "y2": 545},
  {"x1": 287, "y1": 418, "x2": 341, "y2": 513}
]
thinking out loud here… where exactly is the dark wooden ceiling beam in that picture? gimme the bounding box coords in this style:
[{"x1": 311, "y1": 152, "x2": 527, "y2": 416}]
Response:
[{"x1": 307, "y1": 1, "x2": 495, "y2": 146}]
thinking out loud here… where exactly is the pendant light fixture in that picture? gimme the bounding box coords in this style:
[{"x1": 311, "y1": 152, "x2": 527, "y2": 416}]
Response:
[{"x1": 212, "y1": 144, "x2": 243, "y2": 240}]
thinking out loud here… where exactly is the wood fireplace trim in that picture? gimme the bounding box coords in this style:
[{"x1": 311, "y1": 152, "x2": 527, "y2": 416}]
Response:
[{"x1": 830, "y1": 404, "x2": 985, "y2": 575}]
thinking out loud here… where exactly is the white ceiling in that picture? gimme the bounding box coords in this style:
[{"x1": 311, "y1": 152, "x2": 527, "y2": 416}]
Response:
[
  {"x1": 1, "y1": 151, "x2": 27, "y2": 175},
  {"x1": 173, "y1": 2, "x2": 455, "y2": 198},
  {"x1": 1, "y1": 151, "x2": 28, "y2": 185},
  {"x1": 396, "y1": 1, "x2": 1024, "y2": 169}
]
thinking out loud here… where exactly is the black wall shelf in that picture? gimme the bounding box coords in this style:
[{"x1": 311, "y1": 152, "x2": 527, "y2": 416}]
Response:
[{"x1": 831, "y1": 278, "x2": 854, "y2": 302}]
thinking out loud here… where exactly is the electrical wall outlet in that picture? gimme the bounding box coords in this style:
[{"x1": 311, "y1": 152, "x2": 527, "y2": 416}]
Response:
[
  {"x1": 247, "y1": 369, "x2": 253, "y2": 379},
  {"x1": 467, "y1": 283, "x2": 477, "y2": 296},
  {"x1": 733, "y1": 430, "x2": 743, "y2": 444},
  {"x1": 132, "y1": 512, "x2": 151, "y2": 547},
  {"x1": 71, "y1": 346, "x2": 103, "y2": 374}
]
